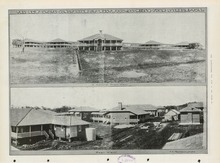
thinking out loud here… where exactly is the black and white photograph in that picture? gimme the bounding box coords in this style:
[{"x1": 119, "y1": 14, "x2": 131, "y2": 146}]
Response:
[
  {"x1": 1, "y1": 2, "x2": 220, "y2": 163},
  {"x1": 10, "y1": 86, "x2": 207, "y2": 154},
  {"x1": 9, "y1": 8, "x2": 207, "y2": 85}
]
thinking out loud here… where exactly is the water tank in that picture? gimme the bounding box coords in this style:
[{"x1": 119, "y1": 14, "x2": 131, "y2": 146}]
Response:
[{"x1": 86, "y1": 128, "x2": 96, "y2": 141}]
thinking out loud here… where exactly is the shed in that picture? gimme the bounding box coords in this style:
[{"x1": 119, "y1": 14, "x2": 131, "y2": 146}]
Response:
[
  {"x1": 53, "y1": 115, "x2": 90, "y2": 141},
  {"x1": 164, "y1": 109, "x2": 180, "y2": 121},
  {"x1": 179, "y1": 106, "x2": 202, "y2": 125}
]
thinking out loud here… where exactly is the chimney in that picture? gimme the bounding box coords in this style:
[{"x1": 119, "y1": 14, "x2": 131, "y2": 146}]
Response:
[
  {"x1": 99, "y1": 30, "x2": 103, "y2": 34},
  {"x1": 118, "y1": 102, "x2": 122, "y2": 110}
]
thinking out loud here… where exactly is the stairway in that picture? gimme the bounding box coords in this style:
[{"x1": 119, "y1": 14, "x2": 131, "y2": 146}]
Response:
[
  {"x1": 48, "y1": 129, "x2": 55, "y2": 139},
  {"x1": 43, "y1": 131, "x2": 49, "y2": 140}
]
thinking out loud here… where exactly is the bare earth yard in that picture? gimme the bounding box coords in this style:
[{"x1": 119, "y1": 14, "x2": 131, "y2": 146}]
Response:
[
  {"x1": 10, "y1": 48, "x2": 206, "y2": 84},
  {"x1": 13, "y1": 122, "x2": 204, "y2": 151}
]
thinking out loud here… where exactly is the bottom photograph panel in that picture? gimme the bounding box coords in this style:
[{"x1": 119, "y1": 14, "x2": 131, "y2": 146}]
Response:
[{"x1": 10, "y1": 86, "x2": 207, "y2": 154}]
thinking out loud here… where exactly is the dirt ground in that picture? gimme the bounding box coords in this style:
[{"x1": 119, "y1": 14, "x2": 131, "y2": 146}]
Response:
[
  {"x1": 10, "y1": 48, "x2": 206, "y2": 84},
  {"x1": 13, "y1": 122, "x2": 204, "y2": 150}
]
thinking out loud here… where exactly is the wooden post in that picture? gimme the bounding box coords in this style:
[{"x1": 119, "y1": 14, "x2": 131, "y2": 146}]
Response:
[
  {"x1": 29, "y1": 126, "x2": 31, "y2": 137},
  {"x1": 28, "y1": 126, "x2": 32, "y2": 143},
  {"x1": 41, "y1": 125, "x2": 43, "y2": 135}
]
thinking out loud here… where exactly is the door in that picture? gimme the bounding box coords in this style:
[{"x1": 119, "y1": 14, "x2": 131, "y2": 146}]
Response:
[
  {"x1": 192, "y1": 113, "x2": 200, "y2": 124},
  {"x1": 181, "y1": 113, "x2": 192, "y2": 124},
  {"x1": 97, "y1": 39, "x2": 102, "y2": 51}
]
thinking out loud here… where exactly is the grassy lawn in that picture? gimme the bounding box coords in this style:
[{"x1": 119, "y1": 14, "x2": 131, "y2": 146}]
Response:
[
  {"x1": 103, "y1": 49, "x2": 206, "y2": 83},
  {"x1": 10, "y1": 48, "x2": 206, "y2": 84},
  {"x1": 10, "y1": 47, "x2": 80, "y2": 84}
]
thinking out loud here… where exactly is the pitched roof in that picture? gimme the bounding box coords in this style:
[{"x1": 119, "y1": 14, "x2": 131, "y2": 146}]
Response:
[
  {"x1": 53, "y1": 116, "x2": 90, "y2": 126},
  {"x1": 11, "y1": 108, "x2": 90, "y2": 127},
  {"x1": 110, "y1": 104, "x2": 156, "y2": 115},
  {"x1": 165, "y1": 109, "x2": 180, "y2": 116},
  {"x1": 124, "y1": 107, "x2": 149, "y2": 115},
  {"x1": 91, "y1": 112, "x2": 105, "y2": 115},
  {"x1": 103, "y1": 110, "x2": 136, "y2": 115},
  {"x1": 24, "y1": 38, "x2": 40, "y2": 43},
  {"x1": 162, "y1": 133, "x2": 204, "y2": 149},
  {"x1": 175, "y1": 42, "x2": 190, "y2": 45},
  {"x1": 180, "y1": 106, "x2": 202, "y2": 113},
  {"x1": 11, "y1": 108, "x2": 56, "y2": 126},
  {"x1": 142, "y1": 40, "x2": 163, "y2": 45},
  {"x1": 187, "y1": 102, "x2": 204, "y2": 108},
  {"x1": 79, "y1": 33, "x2": 123, "y2": 41},
  {"x1": 10, "y1": 108, "x2": 32, "y2": 126},
  {"x1": 56, "y1": 112, "x2": 74, "y2": 116},
  {"x1": 69, "y1": 106, "x2": 99, "y2": 112},
  {"x1": 48, "y1": 38, "x2": 68, "y2": 43}
]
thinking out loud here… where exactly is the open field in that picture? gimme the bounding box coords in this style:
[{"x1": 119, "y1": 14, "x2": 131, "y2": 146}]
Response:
[
  {"x1": 10, "y1": 48, "x2": 206, "y2": 84},
  {"x1": 10, "y1": 48, "x2": 79, "y2": 84},
  {"x1": 13, "y1": 122, "x2": 204, "y2": 151}
]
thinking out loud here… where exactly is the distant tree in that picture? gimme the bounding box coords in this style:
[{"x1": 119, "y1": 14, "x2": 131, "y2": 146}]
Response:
[
  {"x1": 188, "y1": 43, "x2": 200, "y2": 49},
  {"x1": 53, "y1": 106, "x2": 72, "y2": 113},
  {"x1": 12, "y1": 39, "x2": 23, "y2": 48}
]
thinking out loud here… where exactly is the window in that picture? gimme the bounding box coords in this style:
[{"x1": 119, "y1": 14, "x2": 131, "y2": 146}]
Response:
[
  {"x1": 130, "y1": 115, "x2": 137, "y2": 119},
  {"x1": 23, "y1": 126, "x2": 29, "y2": 132},
  {"x1": 11, "y1": 126, "x2": 16, "y2": 132},
  {"x1": 31, "y1": 125, "x2": 41, "y2": 131}
]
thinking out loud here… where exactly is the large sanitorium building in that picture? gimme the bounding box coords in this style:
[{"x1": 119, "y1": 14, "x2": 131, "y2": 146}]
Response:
[{"x1": 78, "y1": 30, "x2": 123, "y2": 51}]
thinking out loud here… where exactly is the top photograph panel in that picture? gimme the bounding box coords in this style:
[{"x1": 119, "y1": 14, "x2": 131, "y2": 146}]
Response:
[{"x1": 9, "y1": 8, "x2": 207, "y2": 86}]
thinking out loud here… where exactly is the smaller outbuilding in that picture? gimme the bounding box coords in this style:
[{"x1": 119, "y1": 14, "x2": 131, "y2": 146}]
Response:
[
  {"x1": 164, "y1": 109, "x2": 180, "y2": 121},
  {"x1": 179, "y1": 106, "x2": 202, "y2": 125},
  {"x1": 53, "y1": 116, "x2": 90, "y2": 142}
]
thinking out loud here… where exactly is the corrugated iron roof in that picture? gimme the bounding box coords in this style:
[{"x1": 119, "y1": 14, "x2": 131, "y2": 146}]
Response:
[
  {"x1": 175, "y1": 41, "x2": 190, "y2": 45},
  {"x1": 91, "y1": 112, "x2": 105, "y2": 115},
  {"x1": 11, "y1": 108, "x2": 55, "y2": 126},
  {"x1": 110, "y1": 104, "x2": 156, "y2": 115},
  {"x1": 187, "y1": 102, "x2": 204, "y2": 108},
  {"x1": 10, "y1": 108, "x2": 32, "y2": 126},
  {"x1": 142, "y1": 40, "x2": 163, "y2": 45},
  {"x1": 11, "y1": 108, "x2": 90, "y2": 127},
  {"x1": 24, "y1": 38, "x2": 41, "y2": 43},
  {"x1": 53, "y1": 116, "x2": 90, "y2": 126},
  {"x1": 165, "y1": 109, "x2": 180, "y2": 116},
  {"x1": 48, "y1": 38, "x2": 68, "y2": 43},
  {"x1": 79, "y1": 33, "x2": 123, "y2": 41},
  {"x1": 180, "y1": 106, "x2": 202, "y2": 112}
]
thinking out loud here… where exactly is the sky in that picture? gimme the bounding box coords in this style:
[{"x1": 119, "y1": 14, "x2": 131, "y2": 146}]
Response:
[
  {"x1": 11, "y1": 87, "x2": 206, "y2": 110},
  {"x1": 10, "y1": 13, "x2": 206, "y2": 45}
]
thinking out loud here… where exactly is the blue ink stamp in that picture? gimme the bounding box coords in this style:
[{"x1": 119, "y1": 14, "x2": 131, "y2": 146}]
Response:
[{"x1": 118, "y1": 154, "x2": 136, "y2": 163}]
